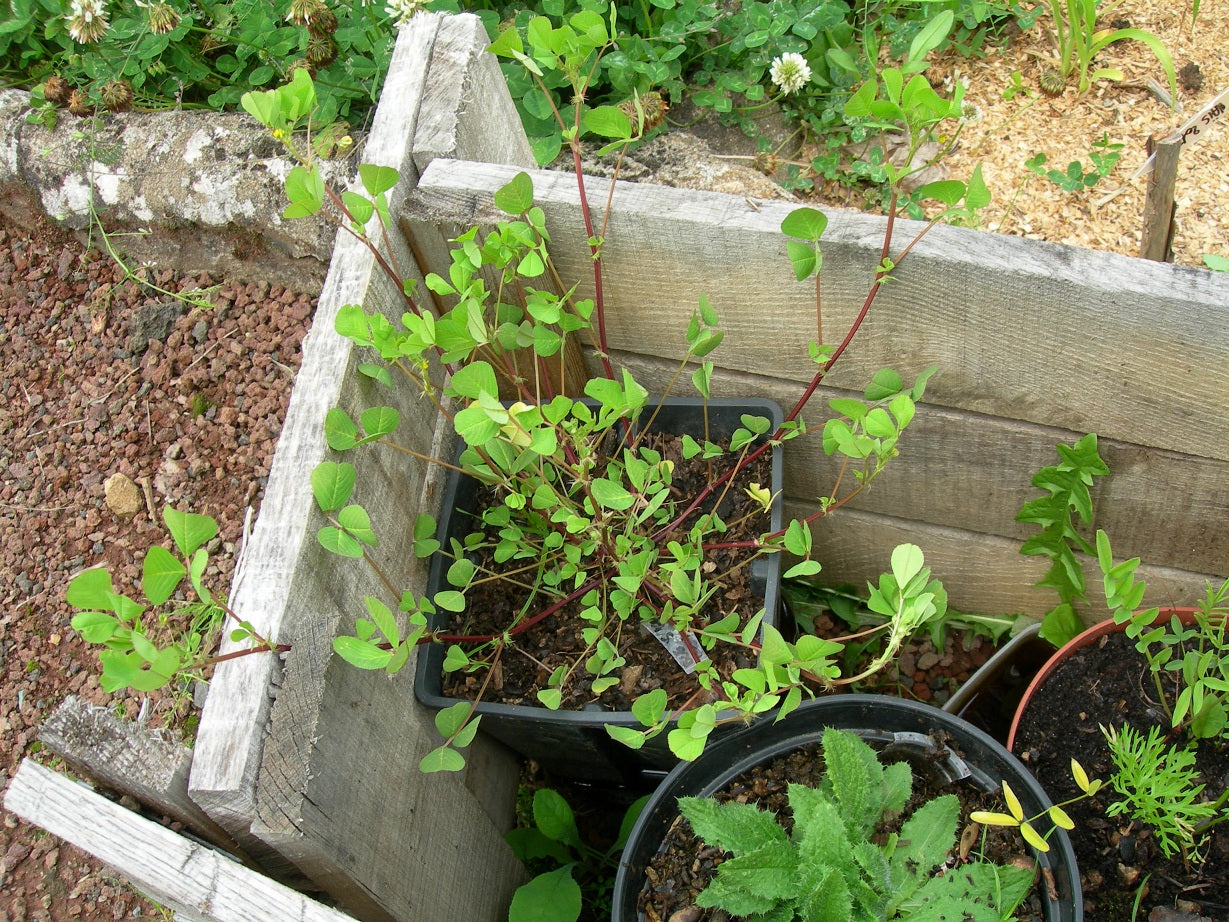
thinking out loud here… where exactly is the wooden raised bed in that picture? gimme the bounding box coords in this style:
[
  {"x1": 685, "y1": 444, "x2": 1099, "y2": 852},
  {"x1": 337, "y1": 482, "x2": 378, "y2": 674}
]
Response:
[{"x1": 6, "y1": 9, "x2": 1229, "y2": 921}]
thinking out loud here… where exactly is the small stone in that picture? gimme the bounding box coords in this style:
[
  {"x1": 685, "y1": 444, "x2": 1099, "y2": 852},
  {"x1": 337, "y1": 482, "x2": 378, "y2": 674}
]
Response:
[
  {"x1": 103, "y1": 473, "x2": 142, "y2": 519},
  {"x1": 917, "y1": 651, "x2": 941, "y2": 671}
]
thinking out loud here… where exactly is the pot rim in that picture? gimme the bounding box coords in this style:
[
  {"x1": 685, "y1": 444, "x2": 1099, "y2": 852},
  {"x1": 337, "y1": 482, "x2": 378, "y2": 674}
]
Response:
[
  {"x1": 615, "y1": 693, "x2": 1081, "y2": 922},
  {"x1": 1005, "y1": 607, "x2": 1199, "y2": 751}
]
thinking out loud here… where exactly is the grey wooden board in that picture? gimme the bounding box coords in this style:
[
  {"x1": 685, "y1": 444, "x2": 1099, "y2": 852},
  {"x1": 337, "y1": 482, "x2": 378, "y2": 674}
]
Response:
[
  {"x1": 406, "y1": 158, "x2": 1229, "y2": 464},
  {"x1": 799, "y1": 503, "x2": 1214, "y2": 623},
  {"x1": 184, "y1": 13, "x2": 526, "y2": 921},
  {"x1": 4, "y1": 759, "x2": 356, "y2": 922},
  {"x1": 604, "y1": 350, "x2": 1229, "y2": 577},
  {"x1": 37, "y1": 696, "x2": 246, "y2": 860}
]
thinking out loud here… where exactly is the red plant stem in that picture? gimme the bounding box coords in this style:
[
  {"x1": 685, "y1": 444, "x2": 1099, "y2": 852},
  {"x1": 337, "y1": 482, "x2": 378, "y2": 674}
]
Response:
[
  {"x1": 201, "y1": 642, "x2": 292, "y2": 668},
  {"x1": 571, "y1": 144, "x2": 617, "y2": 382},
  {"x1": 650, "y1": 192, "x2": 907, "y2": 544}
]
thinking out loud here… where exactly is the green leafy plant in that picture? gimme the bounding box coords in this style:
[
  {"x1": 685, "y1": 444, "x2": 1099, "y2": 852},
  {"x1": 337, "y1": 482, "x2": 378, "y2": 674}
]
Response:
[
  {"x1": 678, "y1": 727, "x2": 1040, "y2": 920},
  {"x1": 1099, "y1": 531, "x2": 1229, "y2": 740},
  {"x1": 66, "y1": 506, "x2": 281, "y2": 694},
  {"x1": 506, "y1": 787, "x2": 648, "y2": 922},
  {"x1": 1038, "y1": 0, "x2": 1177, "y2": 99},
  {"x1": 1203, "y1": 254, "x2": 1229, "y2": 273},
  {"x1": 1025, "y1": 133, "x2": 1123, "y2": 192},
  {"x1": 3, "y1": 0, "x2": 393, "y2": 126},
  {"x1": 243, "y1": 7, "x2": 990, "y2": 771},
  {"x1": 1102, "y1": 723, "x2": 1225, "y2": 860},
  {"x1": 973, "y1": 757, "x2": 1101, "y2": 853},
  {"x1": 1015, "y1": 433, "x2": 1109, "y2": 645},
  {"x1": 67, "y1": 0, "x2": 990, "y2": 774},
  {"x1": 783, "y1": 576, "x2": 1031, "y2": 693}
]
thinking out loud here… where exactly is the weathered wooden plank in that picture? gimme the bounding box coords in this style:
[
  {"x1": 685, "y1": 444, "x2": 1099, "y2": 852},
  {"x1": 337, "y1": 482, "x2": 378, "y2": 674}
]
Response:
[
  {"x1": 184, "y1": 13, "x2": 526, "y2": 920},
  {"x1": 407, "y1": 159, "x2": 1229, "y2": 462},
  {"x1": 798, "y1": 504, "x2": 1214, "y2": 623},
  {"x1": 4, "y1": 759, "x2": 354, "y2": 922},
  {"x1": 580, "y1": 349, "x2": 1229, "y2": 579},
  {"x1": 37, "y1": 696, "x2": 247, "y2": 861},
  {"x1": 187, "y1": 12, "x2": 445, "y2": 850},
  {"x1": 409, "y1": 14, "x2": 535, "y2": 177}
]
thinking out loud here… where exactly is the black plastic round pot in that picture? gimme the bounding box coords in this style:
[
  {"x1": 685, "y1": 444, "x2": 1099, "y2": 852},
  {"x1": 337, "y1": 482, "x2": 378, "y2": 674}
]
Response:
[
  {"x1": 413, "y1": 397, "x2": 785, "y2": 784},
  {"x1": 612, "y1": 694, "x2": 1082, "y2": 921}
]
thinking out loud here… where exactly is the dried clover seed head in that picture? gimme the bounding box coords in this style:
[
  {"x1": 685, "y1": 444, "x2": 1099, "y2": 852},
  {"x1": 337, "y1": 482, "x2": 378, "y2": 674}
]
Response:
[
  {"x1": 305, "y1": 34, "x2": 338, "y2": 67},
  {"x1": 287, "y1": 0, "x2": 327, "y2": 25},
  {"x1": 145, "y1": 2, "x2": 181, "y2": 35},
  {"x1": 102, "y1": 79, "x2": 134, "y2": 113},
  {"x1": 307, "y1": 7, "x2": 338, "y2": 36},
  {"x1": 1038, "y1": 68, "x2": 1066, "y2": 98},
  {"x1": 67, "y1": 89, "x2": 93, "y2": 118},
  {"x1": 43, "y1": 76, "x2": 72, "y2": 106}
]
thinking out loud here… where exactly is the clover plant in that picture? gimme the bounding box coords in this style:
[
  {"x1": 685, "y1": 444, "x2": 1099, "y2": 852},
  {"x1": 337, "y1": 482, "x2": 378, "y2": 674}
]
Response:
[{"x1": 65, "y1": 506, "x2": 281, "y2": 694}]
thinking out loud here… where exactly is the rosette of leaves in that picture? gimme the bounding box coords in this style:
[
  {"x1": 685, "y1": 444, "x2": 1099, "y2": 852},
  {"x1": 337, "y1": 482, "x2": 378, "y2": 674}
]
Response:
[{"x1": 678, "y1": 727, "x2": 1036, "y2": 921}]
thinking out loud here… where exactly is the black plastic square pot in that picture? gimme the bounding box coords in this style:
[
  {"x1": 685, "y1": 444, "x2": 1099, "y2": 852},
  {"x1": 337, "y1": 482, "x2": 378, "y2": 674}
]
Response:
[{"x1": 414, "y1": 397, "x2": 785, "y2": 783}]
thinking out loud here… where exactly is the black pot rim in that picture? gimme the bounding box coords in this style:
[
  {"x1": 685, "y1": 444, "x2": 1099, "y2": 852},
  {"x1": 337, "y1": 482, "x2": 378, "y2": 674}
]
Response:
[{"x1": 613, "y1": 694, "x2": 1083, "y2": 922}]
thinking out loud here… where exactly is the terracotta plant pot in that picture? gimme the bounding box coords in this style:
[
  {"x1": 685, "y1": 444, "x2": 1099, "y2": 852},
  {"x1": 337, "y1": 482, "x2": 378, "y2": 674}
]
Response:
[
  {"x1": 1007, "y1": 607, "x2": 1229, "y2": 919},
  {"x1": 1006, "y1": 608, "x2": 1197, "y2": 751}
]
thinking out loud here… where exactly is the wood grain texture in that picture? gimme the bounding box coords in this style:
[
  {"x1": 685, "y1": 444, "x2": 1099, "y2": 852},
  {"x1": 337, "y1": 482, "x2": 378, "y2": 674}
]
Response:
[
  {"x1": 799, "y1": 504, "x2": 1214, "y2": 623},
  {"x1": 186, "y1": 13, "x2": 526, "y2": 921},
  {"x1": 187, "y1": 12, "x2": 443, "y2": 843},
  {"x1": 4, "y1": 759, "x2": 356, "y2": 922},
  {"x1": 603, "y1": 350, "x2": 1229, "y2": 576},
  {"x1": 37, "y1": 696, "x2": 247, "y2": 861},
  {"x1": 408, "y1": 159, "x2": 1229, "y2": 462}
]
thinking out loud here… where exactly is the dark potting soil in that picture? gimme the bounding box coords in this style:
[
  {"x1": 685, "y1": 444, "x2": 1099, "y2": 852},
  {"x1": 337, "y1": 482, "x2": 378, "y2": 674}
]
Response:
[
  {"x1": 439, "y1": 428, "x2": 773, "y2": 713},
  {"x1": 636, "y1": 739, "x2": 1052, "y2": 922},
  {"x1": 1012, "y1": 631, "x2": 1229, "y2": 921}
]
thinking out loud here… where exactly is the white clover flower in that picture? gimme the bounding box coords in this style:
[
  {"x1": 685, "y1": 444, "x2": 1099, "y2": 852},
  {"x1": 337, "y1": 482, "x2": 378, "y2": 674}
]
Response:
[
  {"x1": 384, "y1": 0, "x2": 424, "y2": 24},
  {"x1": 66, "y1": 0, "x2": 110, "y2": 43},
  {"x1": 769, "y1": 52, "x2": 812, "y2": 96}
]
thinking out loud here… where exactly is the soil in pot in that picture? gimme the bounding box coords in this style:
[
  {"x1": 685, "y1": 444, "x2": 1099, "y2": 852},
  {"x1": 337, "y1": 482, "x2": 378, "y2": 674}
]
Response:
[
  {"x1": 438, "y1": 427, "x2": 775, "y2": 714},
  {"x1": 637, "y1": 738, "x2": 1055, "y2": 922},
  {"x1": 1012, "y1": 630, "x2": 1229, "y2": 921}
]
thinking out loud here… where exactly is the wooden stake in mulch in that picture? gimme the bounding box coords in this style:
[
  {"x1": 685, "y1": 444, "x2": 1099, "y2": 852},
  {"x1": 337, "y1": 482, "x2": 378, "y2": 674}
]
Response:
[
  {"x1": 1140, "y1": 134, "x2": 1181, "y2": 262},
  {"x1": 1135, "y1": 83, "x2": 1229, "y2": 263}
]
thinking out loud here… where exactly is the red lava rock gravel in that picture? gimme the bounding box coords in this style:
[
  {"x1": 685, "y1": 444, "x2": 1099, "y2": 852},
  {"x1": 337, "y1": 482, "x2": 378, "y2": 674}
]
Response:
[{"x1": 0, "y1": 216, "x2": 314, "y2": 920}]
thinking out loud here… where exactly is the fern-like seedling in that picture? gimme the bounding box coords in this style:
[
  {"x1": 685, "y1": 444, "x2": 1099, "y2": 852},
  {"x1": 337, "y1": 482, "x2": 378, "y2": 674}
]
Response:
[
  {"x1": 1016, "y1": 433, "x2": 1109, "y2": 645},
  {"x1": 677, "y1": 728, "x2": 1036, "y2": 921}
]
